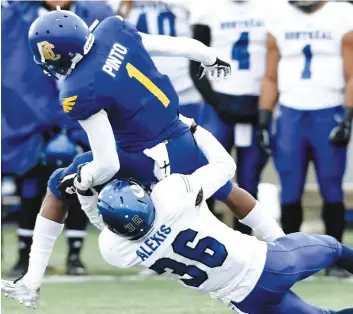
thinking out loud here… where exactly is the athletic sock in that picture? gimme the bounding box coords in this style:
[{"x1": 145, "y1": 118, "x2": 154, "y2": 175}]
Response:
[
  {"x1": 322, "y1": 202, "x2": 345, "y2": 243},
  {"x1": 281, "y1": 202, "x2": 303, "y2": 234}
]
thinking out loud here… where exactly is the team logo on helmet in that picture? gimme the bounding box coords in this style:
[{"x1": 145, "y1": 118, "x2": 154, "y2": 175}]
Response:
[{"x1": 37, "y1": 41, "x2": 61, "y2": 61}]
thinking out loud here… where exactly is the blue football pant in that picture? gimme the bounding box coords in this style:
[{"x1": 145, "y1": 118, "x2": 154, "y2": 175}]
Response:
[
  {"x1": 232, "y1": 233, "x2": 344, "y2": 314},
  {"x1": 201, "y1": 103, "x2": 268, "y2": 198},
  {"x1": 274, "y1": 105, "x2": 347, "y2": 204},
  {"x1": 48, "y1": 129, "x2": 232, "y2": 201}
]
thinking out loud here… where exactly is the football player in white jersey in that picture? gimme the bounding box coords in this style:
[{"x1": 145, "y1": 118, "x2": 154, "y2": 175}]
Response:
[
  {"x1": 110, "y1": 0, "x2": 206, "y2": 123},
  {"x1": 189, "y1": 0, "x2": 275, "y2": 235},
  {"x1": 3, "y1": 119, "x2": 353, "y2": 314},
  {"x1": 257, "y1": 1, "x2": 353, "y2": 277}
]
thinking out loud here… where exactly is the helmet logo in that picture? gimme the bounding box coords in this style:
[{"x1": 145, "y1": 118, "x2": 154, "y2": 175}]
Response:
[
  {"x1": 131, "y1": 184, "x2": 145, "y2": 198},
  {"x1": 62, "y1": 95, "x2": 78, "y2": 113},
  {"x1": 37, "y1": 41, "x2": 61, "y2": 62}
]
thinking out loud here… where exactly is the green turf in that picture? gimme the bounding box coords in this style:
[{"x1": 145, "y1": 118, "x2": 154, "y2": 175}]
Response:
[{"x1": 2, "y1": 226, "x2": 353, "y2": 313}]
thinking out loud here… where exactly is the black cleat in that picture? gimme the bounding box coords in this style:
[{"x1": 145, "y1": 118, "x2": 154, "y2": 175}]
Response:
[
  {"x1": 7, "y1": 259, "x2": 29, "y2": 279},
  {"x1": 66, "y1": 254, "x2": 87, "y2": 276},
  {"x1": 326, "y1": 265, "x2": 351, "y2": 278}
]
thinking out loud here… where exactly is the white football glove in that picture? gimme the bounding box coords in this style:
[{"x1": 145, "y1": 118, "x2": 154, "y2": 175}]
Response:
[
  {"x1": 198, "y1": 58, "x2": 231, "y2": 81},
  {"x1": 76, "y1": 187, "x2": 106, "y2": 230},
  {"x1": 1, "y1": 278, "x2": 40, "y2": 309}
]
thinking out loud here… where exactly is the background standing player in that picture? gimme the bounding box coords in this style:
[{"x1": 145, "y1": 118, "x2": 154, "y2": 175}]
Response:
[
  {"x1": 257, "y1": 0, "x2": 353, "y2": 277},
  {"x1": 189, "y1": 0, "x2": 274, "y2": 234},
  {"x1": 1, "y1": 1, "x2": 113, "y2": 277}
]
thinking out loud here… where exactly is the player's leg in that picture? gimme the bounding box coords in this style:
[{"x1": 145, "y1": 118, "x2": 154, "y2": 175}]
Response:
[
  {"x1": 8, "y1": 165, "x2": 49, "y2": 277},
  {"x1": 274, "y1": 106, "x2": 309, "y2": 234},
  {"x1": 65, "y1": 201, "x2": 88, "y2": 275},
  {"x1": 231, "y1": 232, "x2": 345, "y2": 314},
  {"x1": 309, "y1": 106, "x2": 349, "y2": 277},
  {"x1": 309, "y1": 107, "x2": 347, "y2": 241},
  {"x1": 235, "y1": 124, "x2": 268, "y2": 235}
]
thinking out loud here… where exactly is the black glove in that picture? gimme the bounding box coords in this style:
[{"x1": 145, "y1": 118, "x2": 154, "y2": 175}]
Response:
[
  {"x1": 198, "y1": 58, "x2": 231, "y2": 81},
  {"x1": 329, "y1": 120, "x2": 352, "y2": 147},
  {"x1": 256, "y1": 109, "x2": 273, "y2": 156},
  {"x1": 57, "y1": 163, "x2": 91, "y2": 199}
]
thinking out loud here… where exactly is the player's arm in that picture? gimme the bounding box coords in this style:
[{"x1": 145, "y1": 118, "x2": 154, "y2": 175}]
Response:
[
  {"x1": 139, "y1": 31, "x2": 217, "y2": 65},
  {"x1": 74, "y1": 110, "x2": 120, "y2": 191},
  {"x1": 139, "y1": 31, "x2": 230, "y2": 80},
  {"x1": 187, "y1": 125, "x2": 236, "y2": 199},
  {"x1": 257, "y1": 33, "x2": 280, "y2": 155},
  {"x1": 330, "y1": 31, "x2": 353, "y2": 146},
  {"x1": 184, "y1": 122, "x2": 284, "y2": 242}
]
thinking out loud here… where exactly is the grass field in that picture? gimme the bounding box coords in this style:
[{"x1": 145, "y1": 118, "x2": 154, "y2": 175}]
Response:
[{"x1": 2, "y1": 226, "x2": 353, "y2": 314}]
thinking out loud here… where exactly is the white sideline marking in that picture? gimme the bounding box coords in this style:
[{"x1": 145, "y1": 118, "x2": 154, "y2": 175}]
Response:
[{"x1": 3, "y1": 273, "x2": 352, "y2": 285}]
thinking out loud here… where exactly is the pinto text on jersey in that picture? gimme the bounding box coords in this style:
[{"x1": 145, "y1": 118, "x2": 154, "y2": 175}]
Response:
[
  {"x1": 136, "y1": 225, "x2": 171, "y2": 262},
  {"x1": 102, "y1": 42, "x2": 128, "y2": 78}
]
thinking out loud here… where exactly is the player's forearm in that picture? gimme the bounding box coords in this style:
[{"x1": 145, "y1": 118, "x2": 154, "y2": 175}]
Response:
[
  {"x1": 259, "y1": 77, "x2": 278, "y2": 111},
  {"x1": 140, "y1": 32, "x2": 217, "y2": 66},
  {"x1": 193, "y1": 126, "x2": 236, "y2": 198},
  {"x1": 225, "y1": 187, "x2": 284, "y2": 242},
  {"x1": 78, "y1": 110, "x2": 120, "y2": 189}
]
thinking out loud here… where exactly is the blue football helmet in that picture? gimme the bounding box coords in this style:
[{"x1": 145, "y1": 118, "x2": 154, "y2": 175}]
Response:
[
  {"x1": 289, "y1": 1, "x2": 322, "y2": 12},
  {"x1": 41, "y1": 133, "x2": 81, "y2": 168},
  {"x1": 28, "y1": 9, "x2": 95, "y2": 79},
  {"x1": 98, "y1": 179, "x2": 156, "y2": 240}
]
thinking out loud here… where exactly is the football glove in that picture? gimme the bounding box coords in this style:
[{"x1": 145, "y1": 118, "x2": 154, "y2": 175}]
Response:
[
  {"x1": 329, "y1": 108, "x2": 353, "y2": 147},
  {"x1": 256, "y1": 109, "x2": 273, "y2": 156},
  {"x1": 1, "y1": 278, "x2": 40, "y2": 309},
  {"x1": 57, "y1": 163, "x2": 91, "y2": 199},
  {"x1": 198, "y1": 58, "x2": 231, "y2": 81}
]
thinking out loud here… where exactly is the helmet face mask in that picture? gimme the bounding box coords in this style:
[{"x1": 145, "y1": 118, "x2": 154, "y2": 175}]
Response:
[
  {"x1": 28, "y1": 10, "x2": 94, "y2": 79},
  {"x1": 290, "y1": 1, "x2": 322, "y2": 12}
]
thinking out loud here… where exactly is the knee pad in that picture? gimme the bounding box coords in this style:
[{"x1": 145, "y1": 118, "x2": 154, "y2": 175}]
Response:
[{"x1": 48, "y1": 168, "x2": 66, "y2": 200}]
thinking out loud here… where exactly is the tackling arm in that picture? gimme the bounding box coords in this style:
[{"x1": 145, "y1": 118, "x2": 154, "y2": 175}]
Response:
[{"x1": 188, "y1": 125, "x2": 236, "y2": 199}]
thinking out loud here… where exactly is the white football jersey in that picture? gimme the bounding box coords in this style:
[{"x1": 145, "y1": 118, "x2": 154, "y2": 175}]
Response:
[
  {"x1": 268, "y1": 2, "x2": 353, "y2": 110},
  {"x1": 99, "y1": 173, "x2": 267, "y2": 302},
  {"x1": 189, "y1": 0, "x2": 273, "y2": 96},
  {"x1": 110, "y1": 0, "x2": 203, "y2": 105}
]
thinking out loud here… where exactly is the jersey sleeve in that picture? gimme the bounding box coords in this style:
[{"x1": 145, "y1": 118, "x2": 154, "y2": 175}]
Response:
[
  {"x1": 60, "y1": 86, "x2": 107, "y2": 121},
  {"x1": 151, "y1": 174, "x2": 203, "y2": 214}
]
